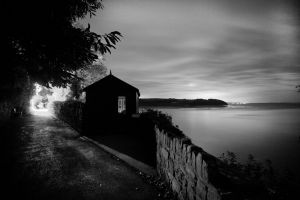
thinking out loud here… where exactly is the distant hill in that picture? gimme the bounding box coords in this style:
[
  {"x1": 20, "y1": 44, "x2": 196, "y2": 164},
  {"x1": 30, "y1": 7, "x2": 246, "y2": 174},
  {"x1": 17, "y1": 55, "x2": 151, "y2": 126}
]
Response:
[{"x1": 140, "y1": 98, "x2": 228, "y2": 107}]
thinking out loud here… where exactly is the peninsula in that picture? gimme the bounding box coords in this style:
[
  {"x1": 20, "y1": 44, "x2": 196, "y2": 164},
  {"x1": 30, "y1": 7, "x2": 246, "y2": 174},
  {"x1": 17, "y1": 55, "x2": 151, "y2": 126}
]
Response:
[{"x1": 140, "y1": 98, "x2": 228, "y2": 107}]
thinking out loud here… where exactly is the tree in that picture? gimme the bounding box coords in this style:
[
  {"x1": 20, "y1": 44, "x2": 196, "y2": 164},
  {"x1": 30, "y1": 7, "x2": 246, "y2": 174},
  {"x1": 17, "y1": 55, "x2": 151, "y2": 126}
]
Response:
[
  {"x1": 1, "y1": 0, "x2": 120, "y2": 116},
  {"x1": 77, "y1": 59, "x2": 108, "y2": 90},
  {"x1": 4, "y1": 0, "x2": 121, "y2": 88},
  {"x1": 67, "y1": 57, "x2": 107, "y2": 100}
]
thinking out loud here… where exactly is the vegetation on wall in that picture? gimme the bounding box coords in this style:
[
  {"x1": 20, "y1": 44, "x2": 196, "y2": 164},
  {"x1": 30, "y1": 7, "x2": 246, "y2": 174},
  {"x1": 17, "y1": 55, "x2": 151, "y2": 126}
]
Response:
[
  {"x1": 140, "y1": 109, "x2": 186, "y2": 139},
  {"x1": 219, "y1": 151, "x2": 300, "y2": 199}
]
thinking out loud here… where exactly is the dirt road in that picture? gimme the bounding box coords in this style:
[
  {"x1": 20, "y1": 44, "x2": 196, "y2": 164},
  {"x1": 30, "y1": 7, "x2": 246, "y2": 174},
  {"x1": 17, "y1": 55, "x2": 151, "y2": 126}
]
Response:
[{"x1": 0, "y1": 114, "x2": 160, "y2": 200}]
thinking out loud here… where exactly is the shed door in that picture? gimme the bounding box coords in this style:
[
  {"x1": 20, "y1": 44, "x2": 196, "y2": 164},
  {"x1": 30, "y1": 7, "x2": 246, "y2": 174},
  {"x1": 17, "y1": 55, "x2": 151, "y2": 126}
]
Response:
[{"x1": 118, "y1": 96, "x2": 126, "y2": 113}]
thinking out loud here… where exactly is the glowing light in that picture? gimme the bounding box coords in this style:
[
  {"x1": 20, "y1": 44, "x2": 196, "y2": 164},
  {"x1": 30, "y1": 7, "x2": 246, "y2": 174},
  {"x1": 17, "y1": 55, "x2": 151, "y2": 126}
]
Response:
[
  {"x1": 187, "y1": 83, "x2": 196, "y2": 87},
  {"x1": 30, "y1": 83, "x2": 70, "y2": 116}
]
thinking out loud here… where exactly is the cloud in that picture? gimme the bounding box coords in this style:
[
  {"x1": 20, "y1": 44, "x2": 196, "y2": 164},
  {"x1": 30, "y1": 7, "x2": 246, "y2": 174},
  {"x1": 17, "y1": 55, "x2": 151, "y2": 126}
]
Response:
[{"x1": 83, "y1": 0, "x2": 300, "y2": 102}]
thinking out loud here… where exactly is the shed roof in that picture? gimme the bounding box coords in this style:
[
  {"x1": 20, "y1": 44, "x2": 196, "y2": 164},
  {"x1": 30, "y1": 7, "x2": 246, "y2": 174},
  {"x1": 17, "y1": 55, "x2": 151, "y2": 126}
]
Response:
[{"x1": 83, "y1": 73, "x2": 140, "y2": 96}]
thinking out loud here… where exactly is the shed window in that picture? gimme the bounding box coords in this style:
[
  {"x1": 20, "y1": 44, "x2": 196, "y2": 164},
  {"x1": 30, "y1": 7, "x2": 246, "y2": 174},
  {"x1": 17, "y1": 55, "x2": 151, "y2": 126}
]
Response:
[{"x1": 118, "y1": 96, "x2": 126, "y2": 113}]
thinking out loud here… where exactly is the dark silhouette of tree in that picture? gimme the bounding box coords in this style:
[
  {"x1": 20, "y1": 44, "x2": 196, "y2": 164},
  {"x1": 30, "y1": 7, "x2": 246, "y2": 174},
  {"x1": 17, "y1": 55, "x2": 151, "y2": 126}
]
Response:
[
  {"x1": 219, "y1": 151, "x2": 300, "y2": 199},
  {"x1": 1, "y1": 0, "x2": 120, "y2": 116},
  {"x1": 68, "y1": 59, "x2": 107, "y2": 100},
  {"x1": 4, "y1": 0, "x2": 121, "y2": 88},
  {"x1": 78, "y1": 62, "x2": 108, "y2": 89},
  {"x1": 297, "y1": 85, "x2": 300, "y2": 92}
]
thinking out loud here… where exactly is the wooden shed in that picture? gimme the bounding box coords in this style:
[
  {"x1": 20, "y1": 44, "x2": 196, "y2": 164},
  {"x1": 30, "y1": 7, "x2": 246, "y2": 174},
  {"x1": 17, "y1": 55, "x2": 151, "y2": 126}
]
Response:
[{"x1": 83, "y1": 72, "x2": 140, "y2": 126}]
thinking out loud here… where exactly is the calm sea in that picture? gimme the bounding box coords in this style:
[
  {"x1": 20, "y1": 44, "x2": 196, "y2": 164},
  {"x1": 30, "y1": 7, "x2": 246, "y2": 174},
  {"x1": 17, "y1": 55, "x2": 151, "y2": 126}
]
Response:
[{"x1": 141, "y1": 104, "x2": 300, "y2": 179}]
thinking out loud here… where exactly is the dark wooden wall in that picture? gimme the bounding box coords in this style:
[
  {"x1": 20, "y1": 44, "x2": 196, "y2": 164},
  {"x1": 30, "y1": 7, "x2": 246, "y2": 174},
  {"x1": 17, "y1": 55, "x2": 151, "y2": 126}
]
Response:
[{"x1": 84, "y1": 85, "x2": 139, "y2": 133}]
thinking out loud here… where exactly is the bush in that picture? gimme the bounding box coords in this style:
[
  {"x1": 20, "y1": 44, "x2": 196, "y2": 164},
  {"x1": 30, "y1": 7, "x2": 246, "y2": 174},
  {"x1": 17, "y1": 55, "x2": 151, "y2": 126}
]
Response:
[
  {"x1": 53, "y1": 100, "x2": 84, "y2": 132},
  {"x1": 219, "y1": 151, "x2": 300, "y2": 199},
  {"x1": 140, "y1": 109, "x2": 186, "y2": 139}
]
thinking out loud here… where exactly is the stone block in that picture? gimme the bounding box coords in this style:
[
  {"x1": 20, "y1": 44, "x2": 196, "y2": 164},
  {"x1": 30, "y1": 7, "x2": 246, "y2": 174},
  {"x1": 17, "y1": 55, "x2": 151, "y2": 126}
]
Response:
[
  {"x1": 178, "y1": 192, "x2": 185, "y2": 200},
  {"x1": 195, "y1": 194, "x2": 204, "y2": 200},
  {"x1": 196, "y1": 179, "x2": 207, "y2": 200},
  {"x1": 186, "y1": 150, "x2": 192, "y2": 166},
  {"x1": 207, "y1": 185, "x2": 221, "y2": 200},
  {"x1": 177, "y1": 168, "x2": 185, "y2": 180},
  {"x1": 183, "y1": 144, "x2": 189, "y2": 160},
  {"x1": 168, "y1": 137, "x2": 172, "y2": 148},
  {"x1": 156, "y1": 128, "x2": 160, "y2": 137},
  {"x1": 196, "y1": 153, "x2": 202, "y2": 178},
  {"x1": 161, "y1": 148, "x2": 169, "y2": 160},
  {"x1": 166, "y1": 137, "x2": 169, "y2": 148},
  {"x1": 171, "y1": 178, "x2": 180, "y2": 193},
  {"x1": 185, "y1": 166, "x2": 196, "y2": 179},
  {"x1": 160, "y1": 133, "x2": 163, "y2": 145},
  {"x1": 173, "y1": 138, "x2": 177, "y2": 151},
  {"x1": 187, "y1": 179, "x2": 196, "y2": 200},
  {"x1": 177, "y1": 140, "x2": 182, "y2": 153},
  {"x1": 176, "y1": 153, "x2": 182, "y2": 165},
  {"x1": 202, "y1": 161, "x2": 208, "y2": 181},
  {"x1": 174, "y1": 168, "x2": 180, "y2": 181},
  {"x1": 180, "y1": 179, "x2": 188, "y2": 199},
  {"x1": 156, "y1": 150, "x2": 161, "y2": 161},
  {"x1": 173, "y1": 139, "x2": 177, "y2": 151},
  {"x1": 168, "y1": 160, "x2": 174, "y2": 175},
  {"x1": 187, "y1": 145, "x2": 192, "y2": 154},
  {"x1": 174, "y1": 151, "x2": 180, "y2": 163},
  {"x1": 187, "y1": 183, "x2": 195, "y2": 200},
  {"x1": 182, "y1": 146, "x2": 187, "y2": 163},
  {"x1": 170, "y1": 151, "x2": 175, "y2": 160},
  {"x1": 173, "y1": 139, "x2": 177, "y2": 152},
  {"x1": 179, "y1": 165, "x2": 186, "y2": 176},
  {"x1": 167, "y1": 171, "x2": 174, "y2": 181},
  {"x1": 155, "y1": 127, "x2": 159, "y2": 136},
  {"x1": 192, "y1": 152, "x2": 197, "y2": 173}
]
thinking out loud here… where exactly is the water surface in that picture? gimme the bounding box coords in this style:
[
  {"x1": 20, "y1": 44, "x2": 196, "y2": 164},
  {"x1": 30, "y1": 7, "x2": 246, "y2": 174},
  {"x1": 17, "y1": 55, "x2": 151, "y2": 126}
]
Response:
[{"x1": 142, "y1": 105, "x2": 300, "y2": 179}]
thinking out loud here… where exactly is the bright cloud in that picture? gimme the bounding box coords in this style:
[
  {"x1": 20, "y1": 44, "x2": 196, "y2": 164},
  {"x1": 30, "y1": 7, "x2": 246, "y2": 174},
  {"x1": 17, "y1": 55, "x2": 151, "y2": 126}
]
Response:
[{"x1": 82, "y1": 0, "x2": 300, "y2": 102}]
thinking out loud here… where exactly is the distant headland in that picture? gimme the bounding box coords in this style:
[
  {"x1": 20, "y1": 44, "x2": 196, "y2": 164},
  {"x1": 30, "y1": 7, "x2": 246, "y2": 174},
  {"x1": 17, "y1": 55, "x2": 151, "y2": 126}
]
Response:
[{"x1": 140, "y1": 98, "x2": 228, "y2": 107}]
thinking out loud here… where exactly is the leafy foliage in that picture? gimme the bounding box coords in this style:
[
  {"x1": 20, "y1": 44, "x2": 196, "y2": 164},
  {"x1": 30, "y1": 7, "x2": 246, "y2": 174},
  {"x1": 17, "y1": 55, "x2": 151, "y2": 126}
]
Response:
[
  {"x1": 219, "y1": 151, "x2": 300, "y2": 199},
  {"x1": 140, "y1": 109, "x2": 186, "y2": 139},
  {"x1": 78, "y1": 63, "x2": 107, "y2": 89},
  {"x1": 52, "y1": 100, "x2": 84, "y2": 132},
  {"x1": 4, "y1": 0, "x2": 121, "y2": 88},
  {"x1": 68, "y1": 60, "x2": 107, "y2": 100}
]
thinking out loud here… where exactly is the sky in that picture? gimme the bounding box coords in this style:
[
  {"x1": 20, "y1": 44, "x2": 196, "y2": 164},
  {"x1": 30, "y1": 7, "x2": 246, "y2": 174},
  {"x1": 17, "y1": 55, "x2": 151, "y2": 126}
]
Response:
[{"x1": 83, "y1": 0, "x2": 300, "y2": 103}]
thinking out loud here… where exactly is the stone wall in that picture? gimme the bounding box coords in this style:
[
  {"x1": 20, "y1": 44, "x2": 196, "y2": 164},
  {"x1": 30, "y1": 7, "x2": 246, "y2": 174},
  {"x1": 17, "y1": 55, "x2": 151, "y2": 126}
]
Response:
[
  {"x1": 52, "y1": 100, "x2": 84, "y2": 132},
  {"x1": 155, "y1": 127, "x2": 222, "y2": 200},
  {"x1": 52, "y1": 107, "x2": 244, "y2": 199}
]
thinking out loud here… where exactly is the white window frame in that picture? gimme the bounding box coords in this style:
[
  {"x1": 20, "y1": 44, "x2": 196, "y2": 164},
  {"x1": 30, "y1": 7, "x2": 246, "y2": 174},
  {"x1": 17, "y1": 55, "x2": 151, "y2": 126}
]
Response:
[{"x1": 118, "y1": 96, "x2": 126, "y2": 113}]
